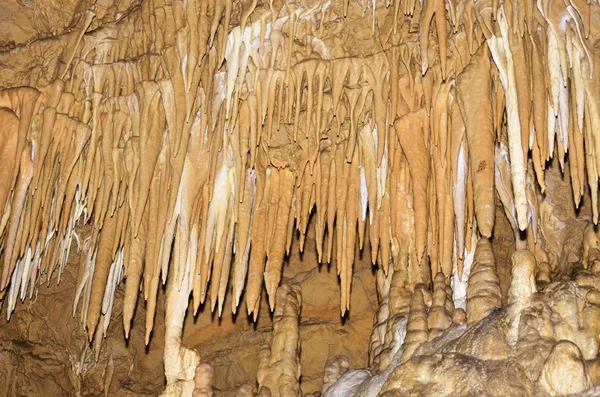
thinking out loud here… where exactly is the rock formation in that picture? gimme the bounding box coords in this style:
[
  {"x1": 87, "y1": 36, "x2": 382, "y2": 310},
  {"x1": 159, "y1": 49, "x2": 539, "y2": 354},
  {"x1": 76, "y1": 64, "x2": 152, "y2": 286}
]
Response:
[
  {"x1": 466, "y1": 238, "x2": 502, "y2": 326},
  {"x1": 1, "y1": 0, "x2": 600, "y2": 394},
  {"x1": 256, "y1": 284, "x2": 302, "y2": 396},
  {"x1": 427, "y1": 272, "x2": 453, "y2": 340}
]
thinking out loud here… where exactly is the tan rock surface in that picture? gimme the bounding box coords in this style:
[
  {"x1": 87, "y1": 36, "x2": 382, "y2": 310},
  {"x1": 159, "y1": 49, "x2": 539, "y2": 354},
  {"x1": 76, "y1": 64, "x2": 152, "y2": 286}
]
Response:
[
  {"x1": 538, "y1": 340, "x2": 591, "y2": 396},
  {"x1": 0, "y1": 0, "x2": 600, "y2": 396}
]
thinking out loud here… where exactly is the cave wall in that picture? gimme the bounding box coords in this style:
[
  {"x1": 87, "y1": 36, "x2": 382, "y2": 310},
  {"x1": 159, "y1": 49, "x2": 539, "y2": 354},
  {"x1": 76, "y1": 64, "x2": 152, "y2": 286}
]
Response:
[{"x1": 0, "y1": 232, "x2": 166, "y2": 396}]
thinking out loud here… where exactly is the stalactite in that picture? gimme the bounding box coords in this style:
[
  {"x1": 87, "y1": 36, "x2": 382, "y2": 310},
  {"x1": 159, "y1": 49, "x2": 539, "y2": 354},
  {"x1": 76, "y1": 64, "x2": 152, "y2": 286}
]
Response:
[
  {"x1": 1, "y1": 0, "x2": 597, "y2": 326},
  {"x1": 394, "y1": 109, "x2": 430, "y2": 264},
  {"x1": 2, "y1": 0, "x2": 600, "y2": 393},
  {"x1": 457, "y1": 44, "x2": 495, "y2": 238}
]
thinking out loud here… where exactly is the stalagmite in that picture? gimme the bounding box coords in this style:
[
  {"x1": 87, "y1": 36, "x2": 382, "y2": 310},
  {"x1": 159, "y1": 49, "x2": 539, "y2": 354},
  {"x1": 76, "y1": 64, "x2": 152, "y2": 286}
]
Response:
[
  {"x1": 427, "y1": 272, "x2": 453, "y2": 340},
  {"x1": 162, "y1": 261, "x2": 200, "y2": 396},
  {"x1": 536, "y1": 261, "x2": 551, "y2": 286},
  {"x1": 192, "y1": 364, "x2": 214, "y2": 397},
  {"x1": 256, "y1": 284, "x2": 302, "y2": 397},
  {"x1": 588, "y1": 359, "x2": 600, "y2": 387},
  {"x1": 452, "y1": 308, "x2": 466, "y2": 325},
  {"x1": 369, "y1": 267, "x2": 392, "y2": 367},
  {"x1": 507, "y1": 248, "x2": 536, "y2": 345},
  {"x1": 401, "y1": 285, "x2": 429, "y2": 362},
  {"x1": 466, "y1": 238, "x2": 502, "y2": 326},
  {"x1": 583, "y1": 223, "x2": 600, "y2": 268},
  {"x1": 321, "y1": 355, "x2": 350, "y2": 394}
]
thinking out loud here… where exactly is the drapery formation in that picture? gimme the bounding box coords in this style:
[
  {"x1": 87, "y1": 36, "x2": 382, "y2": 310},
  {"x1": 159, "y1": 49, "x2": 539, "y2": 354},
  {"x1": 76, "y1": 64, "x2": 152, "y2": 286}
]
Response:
[{"x1": 0, "y1": 0, "x2": 598, "y2": 351}]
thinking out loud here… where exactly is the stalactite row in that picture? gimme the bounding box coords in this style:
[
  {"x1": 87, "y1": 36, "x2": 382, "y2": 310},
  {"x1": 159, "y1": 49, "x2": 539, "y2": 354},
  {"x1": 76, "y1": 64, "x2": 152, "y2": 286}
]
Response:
[{"x1": 0, "y1": 0, "x2": 599, "y2": 347}]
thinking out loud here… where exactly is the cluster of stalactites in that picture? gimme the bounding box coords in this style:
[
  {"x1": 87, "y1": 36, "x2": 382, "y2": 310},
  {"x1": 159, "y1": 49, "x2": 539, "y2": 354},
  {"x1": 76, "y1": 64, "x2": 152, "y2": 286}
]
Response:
[{"x1": 0, "y1": 0, "x2": 598, "y2": 347}]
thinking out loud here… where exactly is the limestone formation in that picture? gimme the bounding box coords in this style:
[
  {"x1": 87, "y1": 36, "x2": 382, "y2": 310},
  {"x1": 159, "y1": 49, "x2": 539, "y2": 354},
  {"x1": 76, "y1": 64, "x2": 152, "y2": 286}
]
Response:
[
  {"x1": 256, "y1": 284, "x2": 302, "y2": 397},
  {"x1": 536, "y1": 261, "x2": 552, "y2": 286},
  {"x1": 507, "y1": 248, "x2": 537, "y2": 346},
  {"x1": 192, "y1": 364, "x2": 214, "y2": 397},
  {"x1": 322, "y1": 355, "x2": 350, "y2": 394},
  {"x1": 401, "y1": 285, "x2": 429, "y2": 362},
  {"x1": 466, "y1": 238, "x2": 502, "y2": 326},
  {"x1": 538, "y1": 341, "x2": 591, "y2": 396},
  {"x1": 1, "y1": 0, "x2": 600, "y2": 394},
  {"x1": 427, "y1": 272, "x2": 453, "y2": 340}
]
